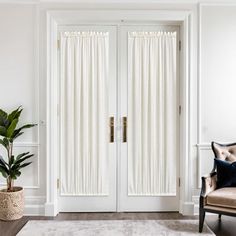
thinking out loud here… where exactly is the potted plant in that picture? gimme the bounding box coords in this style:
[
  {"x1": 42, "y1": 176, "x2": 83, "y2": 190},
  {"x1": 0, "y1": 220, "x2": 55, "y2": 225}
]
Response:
[{"x1": 0, "y1": 106, "x2": 36, "y2": 221}]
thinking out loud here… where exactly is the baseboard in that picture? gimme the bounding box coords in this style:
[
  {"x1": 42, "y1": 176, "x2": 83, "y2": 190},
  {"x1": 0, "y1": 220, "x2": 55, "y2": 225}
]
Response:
[
  {"x1": 24, "y1": 204, "x2": 45, "y2": 216},
  {"x1": 192, "y1": 195, "x2": 199, "y2": 215},
  {"x1": 180, "y1": 200, "x2": 195, "y2": 215},
  {"x1": 24, "y1": 196, "x2": 46, "y2": 216},
  {"x1": 44, "y1": 200, "x2": 58, "y2": 216}
]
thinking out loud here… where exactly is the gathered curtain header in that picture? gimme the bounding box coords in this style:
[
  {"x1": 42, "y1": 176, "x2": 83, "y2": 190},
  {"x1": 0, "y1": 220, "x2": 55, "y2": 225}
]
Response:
[
  {"x1": 129, "y1": 31, "x2": 176, "y2": 38},
  {"x1": 61, "y1": 31, "x2": 109, "y2": 37}
]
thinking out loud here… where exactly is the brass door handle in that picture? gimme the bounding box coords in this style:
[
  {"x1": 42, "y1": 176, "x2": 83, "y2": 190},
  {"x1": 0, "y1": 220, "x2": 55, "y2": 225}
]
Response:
[
  {"x1": 110, "y1": 117, "x2": 114, "y2": 143},
  {"x1": 122, "y1": 117, "x2": 127, "y2": 143}
]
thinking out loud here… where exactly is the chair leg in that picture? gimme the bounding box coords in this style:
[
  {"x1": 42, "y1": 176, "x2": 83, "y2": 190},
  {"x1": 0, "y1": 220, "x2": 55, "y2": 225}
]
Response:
[
  {"x1": 199, "y1": 208, "x2": 205, "y2": 233},
  {"x1": 218, "y1": 214, "x2": 222, "y2": 220}
]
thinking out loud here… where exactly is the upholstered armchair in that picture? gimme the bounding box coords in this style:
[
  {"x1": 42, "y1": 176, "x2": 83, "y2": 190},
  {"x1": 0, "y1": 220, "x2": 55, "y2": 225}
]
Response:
[{"x1": 199, "y1": 142, "x2": 236, "y2": 233}]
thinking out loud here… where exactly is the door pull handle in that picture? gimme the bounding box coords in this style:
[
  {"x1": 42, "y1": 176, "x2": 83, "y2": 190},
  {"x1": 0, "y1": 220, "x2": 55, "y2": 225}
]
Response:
[
  {"x1": 110, "y1": 117, "x2": 114, "y2": 143},
  {"x1": 122, "y1": 117, "x2": 127, "y2": 143}
]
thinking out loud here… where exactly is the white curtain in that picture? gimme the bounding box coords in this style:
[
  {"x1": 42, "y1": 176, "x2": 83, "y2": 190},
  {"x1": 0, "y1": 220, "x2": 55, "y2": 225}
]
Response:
[
  {"x1": 60, "y1": 32, "x2": 109, "y2": 195},
  {"x1": 128, "y1": 31, "x2": 177, "y2": 195}
]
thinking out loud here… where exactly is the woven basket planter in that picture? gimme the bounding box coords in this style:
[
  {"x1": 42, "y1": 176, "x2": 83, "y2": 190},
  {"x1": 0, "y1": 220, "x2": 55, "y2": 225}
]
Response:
[{"x1": 0, "y1": 187, "x2": 24, "y2": 221}]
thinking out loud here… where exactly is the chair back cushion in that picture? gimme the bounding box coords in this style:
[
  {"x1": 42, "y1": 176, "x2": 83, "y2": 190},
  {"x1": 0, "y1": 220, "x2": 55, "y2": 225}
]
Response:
[{"x1": 212, "y1": 142, "x2": 236, "y2": 162}]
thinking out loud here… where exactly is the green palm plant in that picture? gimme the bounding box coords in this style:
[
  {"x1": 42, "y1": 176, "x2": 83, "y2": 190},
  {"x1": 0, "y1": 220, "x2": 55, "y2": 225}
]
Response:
[{"x1": 0, "y1": 106, "x2": 37, "y2": 192}]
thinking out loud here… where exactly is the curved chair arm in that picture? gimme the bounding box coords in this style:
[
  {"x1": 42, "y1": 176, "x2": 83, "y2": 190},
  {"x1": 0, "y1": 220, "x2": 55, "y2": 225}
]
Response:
[{"x1": 200, "y1": 172, "x2": 217, "y2": 198}]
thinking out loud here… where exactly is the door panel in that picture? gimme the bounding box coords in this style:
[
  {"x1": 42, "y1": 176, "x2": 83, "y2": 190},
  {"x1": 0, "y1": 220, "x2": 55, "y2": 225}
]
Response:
[
  {"x1": 119, "y1": 25, "x2": 180, "y2": 211},
  {"x1": 58, "y1": 26, "x2": 117, "y2": 212}
]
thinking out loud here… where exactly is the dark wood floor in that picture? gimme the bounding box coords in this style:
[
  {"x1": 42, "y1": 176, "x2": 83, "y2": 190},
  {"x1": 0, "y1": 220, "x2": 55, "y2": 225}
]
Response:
[{"x1": 0, "y1": 212, "x2": 235, "y2": 236}]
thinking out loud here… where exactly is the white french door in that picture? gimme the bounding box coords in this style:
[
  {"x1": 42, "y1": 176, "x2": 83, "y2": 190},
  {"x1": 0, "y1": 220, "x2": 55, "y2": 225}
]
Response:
[
  {"x1": 58, "y1": 24, "x2": 180, "y2": 212},
  {"x1": 58, "y1": 26, "x2": 117, "y2": 212},
  {"x1": 119, "y1": 25, "x2": 180, "y2": 211}
]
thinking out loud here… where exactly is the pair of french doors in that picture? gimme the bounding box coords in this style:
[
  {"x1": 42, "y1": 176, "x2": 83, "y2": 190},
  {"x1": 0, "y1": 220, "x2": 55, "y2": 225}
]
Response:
[{"x1": 58, "y1": 24, "x2": 180, "y2": 212}]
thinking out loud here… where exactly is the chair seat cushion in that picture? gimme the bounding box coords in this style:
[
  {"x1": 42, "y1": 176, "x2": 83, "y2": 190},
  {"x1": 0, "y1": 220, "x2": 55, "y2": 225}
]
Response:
[{"x1": 207, "y1": 187, "x2": 236, "y2": 209}]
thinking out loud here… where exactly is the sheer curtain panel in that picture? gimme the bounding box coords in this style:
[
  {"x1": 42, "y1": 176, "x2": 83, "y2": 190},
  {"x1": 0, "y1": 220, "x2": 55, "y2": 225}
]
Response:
[
  {"x1": 60, "y1": 32, "x2": 109, "y2": 195},
  {"x1": 128, "y1": 31, "x2": 177, "y2": 195}
]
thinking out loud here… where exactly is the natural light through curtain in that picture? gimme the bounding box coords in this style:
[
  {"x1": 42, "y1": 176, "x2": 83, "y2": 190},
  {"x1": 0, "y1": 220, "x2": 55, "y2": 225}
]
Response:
[
  {"x1": 60, "y1": 32, "x2": 109, "y2": 195},
  {"x1": 128, "y1": 31, "x2": 177, "y2": 195}
]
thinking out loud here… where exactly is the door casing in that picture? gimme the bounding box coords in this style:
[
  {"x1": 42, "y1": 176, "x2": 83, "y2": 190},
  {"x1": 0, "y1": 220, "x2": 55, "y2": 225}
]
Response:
[{"x1": 46, "y1": 9, "x2": 193, "y2": 216}]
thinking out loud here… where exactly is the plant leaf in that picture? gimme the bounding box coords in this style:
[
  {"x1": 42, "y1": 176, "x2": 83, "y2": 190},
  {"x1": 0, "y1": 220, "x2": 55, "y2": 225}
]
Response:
[
  {"x1": 11, "y1": 163, "x2": 20, "y2": 171},
  {"x1": 3, "y1": 137, "x2": 9, "y2": 148},
  {"x1": 0, "y1": 155, "x2": 9, "y2": 177},
  {"x1": 13, "y1": 124, "x2": 37, "y2": 140},
  {"x1": 0, "y1": 139, "x2": 7, "y2": 148},
  {"x1": 9, "y1": 155, "x2": 15, "y2": 167},
  {"x1": 0, "y1": 162, "x2": 9, "y2": 173},
  {"x1": 7, "y1": 106, "x2": 22, "y2": 123},
  {"x1": 15, "y1": 152, "x2": 30, "y2": 161},
  {"x1": 14, "y1": 154, "x2": 33, "y2": 166},
  {"x1": 19, "y1": 162, "x2": 32, "y2": 169},
  {"x1": 17, "y1": 124, "x2": 37, "y2": 131},
  {"x1": 15, "y1": 170, "x2": 21, "y2": 177},
  {"x1": 0, "y1": 155, "x2": 8, "y2": 167},
  {"x1": 0, "y1": 109, "x2": 7, "y2": 121},
  {"x1": 10, "y1": 174, "x2": 17, "y2": 180},
  {"x1": 0, "y1": 126, "x2": 7, "y2": 136},
  {"x1": 6, "y1": 118, "x2": 18, "y2": 138},
  {"x1": 0, "y1": 109, "x2": 9, "y2": 127},
  {"x1": 0, "y1": 116, "x2": 6, "y2": 127},
  {"x1": 0, "y1": 166, "x2": 8, "y2": 178},
  {"x1": 12, "y1": 131, "x2": 24, "y2": 140}
]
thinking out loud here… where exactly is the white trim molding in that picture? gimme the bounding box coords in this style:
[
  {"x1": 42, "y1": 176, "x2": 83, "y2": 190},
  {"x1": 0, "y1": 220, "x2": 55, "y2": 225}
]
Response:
[
  {"x1": 2, "y1": 0, "x2": 236, "y2": 5},
  {"x1": 196, "y1": 143, "x2": 212, "y2": 188},
  {"x1": 46, "y1": 9, "x2": 193, "y2": 216},
  {"x1": 24, "y1": 196, "x2": 46, "y2": 216},
  {"x1": 45, "y1": 11, "x2": 59, "y2": 217}
]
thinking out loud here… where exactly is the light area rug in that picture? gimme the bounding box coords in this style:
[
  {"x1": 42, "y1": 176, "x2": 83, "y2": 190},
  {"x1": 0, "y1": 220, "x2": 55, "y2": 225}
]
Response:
[{"x1": 17, "y1": 220, "x2": 215, "y2": 236}]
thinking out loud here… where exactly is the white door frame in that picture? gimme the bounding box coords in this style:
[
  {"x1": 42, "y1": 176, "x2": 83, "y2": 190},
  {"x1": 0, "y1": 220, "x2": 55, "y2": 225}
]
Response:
[{"x1": 46, "y1": 9, "x2": 193, "y2": 216}]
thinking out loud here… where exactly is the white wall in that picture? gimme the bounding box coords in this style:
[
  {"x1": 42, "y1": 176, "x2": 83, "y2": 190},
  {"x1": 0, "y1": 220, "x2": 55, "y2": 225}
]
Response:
[
  {"x1": 0, "y1": 1, "x2": 236, "y2": 216},
  {"x1": 195, "y1": 4, "x2": 236, "y2": 214},
  {"x1": 201, "y1": 5, "x2": 236, "y2": 142},
  {"x1": 0, "y1": 4, "x2": 46, "y2": 215}
]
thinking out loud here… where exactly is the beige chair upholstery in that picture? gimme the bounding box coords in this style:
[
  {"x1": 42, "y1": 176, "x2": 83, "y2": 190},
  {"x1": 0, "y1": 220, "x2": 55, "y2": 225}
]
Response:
[
  {"x1": 207, "y1": 188, "x2": 236, "y2": 209},
  {"x1": 199, "y1": 142, "x2": 236, "y2": 233}
]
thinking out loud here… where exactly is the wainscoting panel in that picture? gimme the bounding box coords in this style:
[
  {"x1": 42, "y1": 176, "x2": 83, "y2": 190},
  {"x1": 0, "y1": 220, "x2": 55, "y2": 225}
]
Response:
[
  {"x1": 0, "y1": 143, "x2": 39, "y2": 189},
  {"x1": 197, "y1": 144, "x2": 214, "y2": 188}
]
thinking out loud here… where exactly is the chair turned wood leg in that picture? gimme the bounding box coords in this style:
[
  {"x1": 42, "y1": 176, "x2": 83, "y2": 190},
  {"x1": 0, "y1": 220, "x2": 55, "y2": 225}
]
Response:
[
  {"x1": 218, "y1": 214, "x2": 222, "y2": 220},
  {"x1": 199, "y1": 208, "x2": 205, "y2": 233}
]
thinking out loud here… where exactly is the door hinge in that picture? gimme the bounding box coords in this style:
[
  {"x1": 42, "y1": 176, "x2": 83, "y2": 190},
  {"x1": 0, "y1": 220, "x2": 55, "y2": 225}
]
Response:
[
  {"x1": 179, "y1": 40, "x2": 181, "y2": 51},
  {"x1": 179, "y1": 105, "x2": 182, "y2": 115},
  {"x1": 178, "y1": 178, "x2": 181, "y2": 187},
  {"x1": 57, "y1": 179, "x2": 60, "y2": 189},
  {"x1": 57, "y1": 39, "x2": 60, "y2": 50}
]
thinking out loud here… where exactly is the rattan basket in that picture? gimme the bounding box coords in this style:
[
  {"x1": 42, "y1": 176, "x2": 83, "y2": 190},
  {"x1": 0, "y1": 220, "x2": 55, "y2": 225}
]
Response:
[{"x1": 0, "y1": 187, "x2": 24, "y2": 221}]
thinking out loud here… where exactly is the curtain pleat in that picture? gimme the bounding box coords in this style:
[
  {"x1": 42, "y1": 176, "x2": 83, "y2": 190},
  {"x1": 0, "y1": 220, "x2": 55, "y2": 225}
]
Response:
[
  {"x1": 60, "y1": 32, "x2": 109, "y2": 195},
  {"x1": 128, "y1": 32, "x2": 177, "y2": 195}
]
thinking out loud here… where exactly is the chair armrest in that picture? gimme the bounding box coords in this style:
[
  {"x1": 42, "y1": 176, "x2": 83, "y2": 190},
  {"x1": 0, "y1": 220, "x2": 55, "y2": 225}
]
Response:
[{"x1": 200, "y1": 172, "x2": 217, "y2": 197}]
